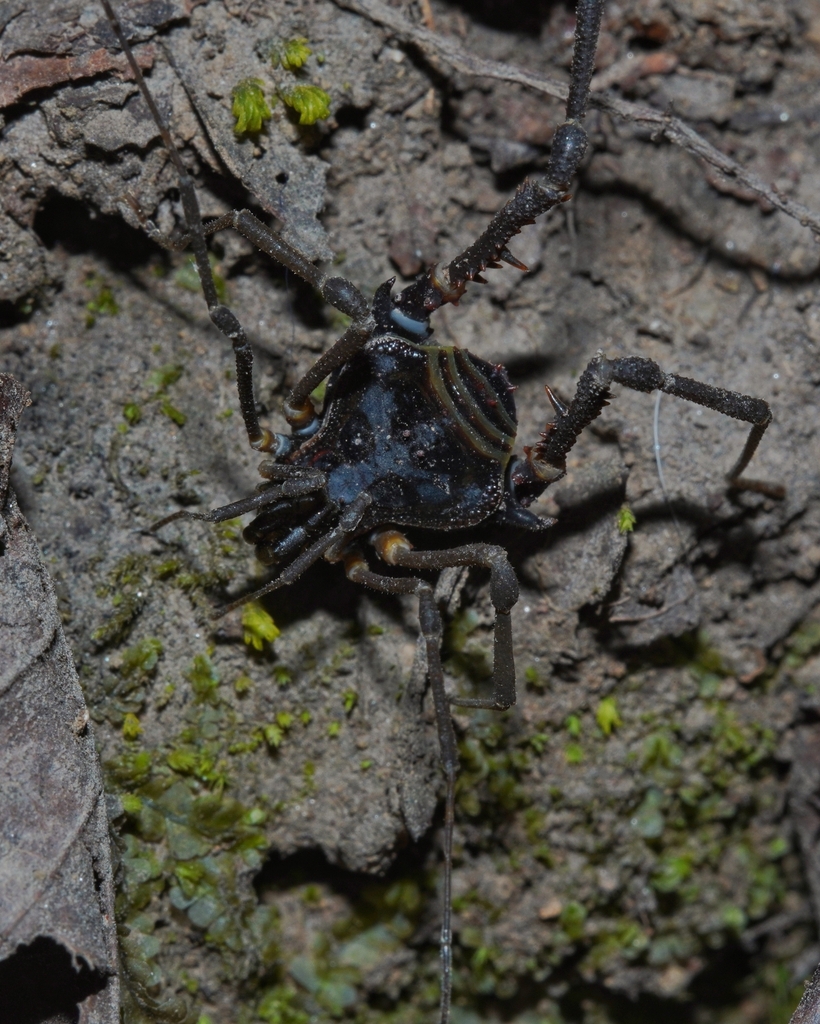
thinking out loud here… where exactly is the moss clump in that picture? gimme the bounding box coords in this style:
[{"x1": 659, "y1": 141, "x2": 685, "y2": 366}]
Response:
[
  {"x1": 617, "y1": 503, "x2": 637, "y2": 533},
  {"x1": 276, "y1": 37, "x2": 312, "y2": 71},
  {"x1": 256, "y1": 985, "x2": 309, "y2": 1023},
  {"x1": 105, "y1": 667, "x2": 281, "y2": 1022},
  {"x1": 123, "y1": 713, "x2": 143, "y2": 740},
  {"x1": 159, "y1": 399, "x2": 186, "y2": 426},
  {"x1": 121, "y1": 637, "x2": 163, "y2": 678},
  {"x1": 456, "y1": 713, "x2": 531, "y2": 819},
  {"x1": 231, "y1": 78, "x2": 272, "y2": 134},
  {"x1": 242, "y1": 602, "x2": 281, "y2": 650},
  {"x1": 123, "y1": 402, "x2": 141, "y2": 425},
  {"x1": 146, "y1": 363, "x2": 183, "y2": 393},
  {"x1": 278, "y1": 84, "x2": 331, "y2": 125},
  {"x1": 85, "y1": 275, "x2": 119, "y2": 328},
  {"x1": 234, "y1": 674, "x2": 253, "y2": 695},
  {"x1": 263, "y1": 712, "x2": 294, "y2": 750},
  {"x1": 91, "y1": 555, "x2": 153, "y2": 647},
  {"x1": 595, "y1": 696, "x2": 622, "y2": 735},
  {"x1": 186, "y1": 653, "x2": 221, "y2": 705}
]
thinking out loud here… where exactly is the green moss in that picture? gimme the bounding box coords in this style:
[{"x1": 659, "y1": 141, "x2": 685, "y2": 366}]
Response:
[
  {"x1": 652, "y1": 853, "x2": 693, "y2": 893},
  {"x1": 278, "y1": 84, "x2": 330, "y2": 125},
  {"x1": 242, "y1": 602, "x2": 281, "y2": 650},
  {"x1": 456, "y1": 719, "x2": 531, "y2": 819},
  {"x1": 123, "y1": 402, "x2": 142, "y2": 425},
  {"x1": 262, "y1": 715, "x2": 292, "y2": 748},
  {"x1": 153, "y1": 558, "x2": 182, "y2": 580},
  {"x1": 273, "y1": 666, "x2": 292, "y2": 687},
  {"x1": 279, "y1": 37, "x2": 312, "y2": 71},
  {"x1": 301, "y1": 762, "x2": 316, "y2": 796},
  {"x1": 167, "y1": 748, "x2": 200, "y2": 774},
  {"x1": 722, "y1": 904, "x2": 747, "y2": 932},
  {"x1": 160, "y1": 399, "x2": 186, "y2": 426},
  {"x1": 122, "y1": 637, "x2": 163, "y2": 677},
  {"x1": 616, "y1": 503, "x2": 636, "y2": 534},
  {"x1": 85, "y1": 276, "x2": 119, "y2": 328},
  {"x1": 100, "y1": 581, "x2": 809, "y2": 1020},
  {"x1": 107, "y1": 679, "x2": 284, "y2": 1019},
  {"x1": 583, "y1": 920, "x2": 649, "y2": 973},
  {"x1": 342, "y1": 689, "x2": 358, "y2": 714},
  {"x1": 706, "y1": 707, "x2": 776, "y2": 771},
  {"x1": 528, "y1": 732, "x2": 548, "y2": 754},
  {"x1": 524, "y1": 664, "x2": 545, "y2": 691},
  {"x1": 234, "y1": 674, "x2": 253, "y2": 694},
  {"x1": 146, "y1": 363, "x2": 183, "y2": 393},
  {"x1": 445, "y1": 608, "x2": 494, "y2": 683},
  {"x1": 123, "y1": 713, "x2": 143, "y2": 740},
  {"x1": 327, "y1": 721, "x2": 341, "y2": 738},
  {"x1": 256, "y1": 985, "x2": 309, "y2": 1023},
  {"x1": 565, "y1": 714, "x2": 581, "y2": 738},
  {"x1": 595, "y1": 696, "x2": 621, "y2": 736},
  {"x1": 560, "y1": 901, "x2": 587, "y2": 941},
  {"x1": 91, "y1": 556, "x2": 152, "y2": 641},
  {"x1": 106, "y1": 750, "x2": 153, "y2": 787},
  {"x1": 231, "y1": 78, "x2": 272, "y2": 134},
  {"x1": 186, "y1": 654, "x2": 220, "y2": 704}
]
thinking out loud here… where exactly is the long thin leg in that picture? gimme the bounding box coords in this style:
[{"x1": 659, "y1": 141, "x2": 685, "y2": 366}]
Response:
[
  {"x1": 204, "y1": 211, "x2": 379, "y2": 430},
  {"x1": 216, "y1": 491, "x2": 372, "y2": 614},
  {"x1": 343, "y1": 531, "x2": 525, "y2": 1019},
  {"x1": 102, "y1": 0, "x2": 274, "y2": 450},
  {"x1": 511, "y1": 353, "x2": 782, "y2": 500},
  {"x1": 391, "y1": 0, "x2": 606, "y2": 326},
  {"x1": 101, "y1": 1, "x2": 376, "y2": 444},
  {"x1": 371, "y1": 531, "x2": 520, "y2": 710},
  {"x1": 250, "y1": 502, "x2": 338, "y2": 566},
  {"x1": 338, "y1": 547, "x2": 458, "y2": 1024},
  {"x1": 149, "y1": 474, "x2": 326, "y2": 532}
]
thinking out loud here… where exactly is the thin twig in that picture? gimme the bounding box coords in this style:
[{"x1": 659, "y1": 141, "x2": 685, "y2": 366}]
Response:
[{"x1": 332, "y1": 0, "x2": 820, "y2": 238}]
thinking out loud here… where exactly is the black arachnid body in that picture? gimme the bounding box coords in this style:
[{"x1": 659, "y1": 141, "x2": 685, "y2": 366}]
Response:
[{"x1": 100, "y1": 1, "x2": 777, "y2": 1019}]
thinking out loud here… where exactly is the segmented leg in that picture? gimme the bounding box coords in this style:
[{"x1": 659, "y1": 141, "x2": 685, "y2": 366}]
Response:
[
  {"x1": 150, "y1": 472, "x2": 327, "y2": 532},
  {"x1": 338, "y1": 546, "x2": 458, "y2": 1024},
  {"x1": 247, "y1": 502, "x2": 338, "y2": 567},
  {"x1": 371, "y1": 531, "x2": 520, "y2": 710},
  {"x1": 392, "y1": 0, "x2": 606, "y2": 326},
  {"x1": 513, "y1": 353, "x2": 782, "y2": 500},
  {"x1": 217, "y1": 491, "x2": 372, "y2": 614},
  {"x1": 101, "y1": 0, "x2": 375, "y2": 446}
]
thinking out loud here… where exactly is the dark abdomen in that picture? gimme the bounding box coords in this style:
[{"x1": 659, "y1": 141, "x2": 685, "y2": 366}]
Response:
[{"x1": 291, "y1": 335, "x2": 518, "y2": 530}]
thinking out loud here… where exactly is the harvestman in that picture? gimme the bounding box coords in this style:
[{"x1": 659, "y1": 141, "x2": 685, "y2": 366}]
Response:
[{"x1": 100, "y1": 1, "x2": 776, "y2": 1018}]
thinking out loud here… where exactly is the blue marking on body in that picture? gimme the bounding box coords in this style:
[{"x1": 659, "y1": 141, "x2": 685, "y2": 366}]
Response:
[{"x1": 390, "y1": 308, "x2": 429, "y2": 336}]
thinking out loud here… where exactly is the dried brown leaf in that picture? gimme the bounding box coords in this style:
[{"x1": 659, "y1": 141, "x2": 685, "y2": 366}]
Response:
[{"x1": 0, "y1": 374, "x2": 119, "y2": 1024}]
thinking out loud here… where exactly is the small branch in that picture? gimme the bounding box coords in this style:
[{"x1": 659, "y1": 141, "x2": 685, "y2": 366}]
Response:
[{"x1": 332, "y1": 0, "x2": 820, "y2": 238}]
